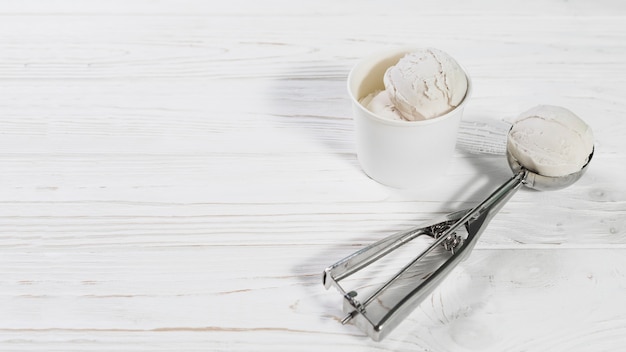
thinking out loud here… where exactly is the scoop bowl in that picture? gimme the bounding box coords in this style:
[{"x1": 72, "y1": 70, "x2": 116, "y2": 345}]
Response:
[{"x1": 506, "y1": 143, "x2": 594, "y2": 191}]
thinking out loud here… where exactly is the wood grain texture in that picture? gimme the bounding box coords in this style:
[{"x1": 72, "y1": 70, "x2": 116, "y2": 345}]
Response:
[{"x1": 1, "y1": 0, "x2": 625, "y2": 351}]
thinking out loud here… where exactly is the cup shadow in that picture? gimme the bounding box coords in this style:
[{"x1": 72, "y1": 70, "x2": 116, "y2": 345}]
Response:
[{"x1": 266, "y1": 63, "x2": 361, "y2": 170}]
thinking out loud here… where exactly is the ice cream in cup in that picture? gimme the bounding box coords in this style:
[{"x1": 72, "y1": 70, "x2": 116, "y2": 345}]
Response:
[{"x1": 348, "y1": 47, "x2": 472, "y2": 188}]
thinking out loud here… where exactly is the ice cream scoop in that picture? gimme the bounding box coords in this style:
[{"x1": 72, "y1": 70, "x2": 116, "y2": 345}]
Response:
[
  {"x1": 507, "y1": 105, "x2": 594, "y2": 178},
  {"x1": 359, "y1": 90, "x2": 404, "y2": 121},
  {"x1": 359, "y1": 48, "x2": 468, "y2": 122},
  {"x1": 323, "y1": 105, "x2": 593, "y2": 341},
  {"x1": 384, "y1": 48, "x2": 468, "y2": 121}
]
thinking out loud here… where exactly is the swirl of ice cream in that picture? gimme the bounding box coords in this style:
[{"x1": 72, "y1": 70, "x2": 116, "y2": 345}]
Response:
[
  {"x1": 360, "y1": 48, "x2": 468, "y2": 121},
  {"x1": 507, "y1": 105, "x2": 594, "y2": 177}
]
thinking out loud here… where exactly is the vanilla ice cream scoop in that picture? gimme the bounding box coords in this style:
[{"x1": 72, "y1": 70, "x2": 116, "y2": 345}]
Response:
[
  {"x1": 383, "y1": 48, "x2": 468, "y2": 121},
  {"x1": 507, "y1": 105, "x2": 594, "y2": 178},
  {"x1": 360, "y1": 90, "x2": 404, "y2": 121}
]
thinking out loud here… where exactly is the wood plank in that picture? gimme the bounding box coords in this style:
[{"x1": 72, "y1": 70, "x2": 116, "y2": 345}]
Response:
[{"x1": 1, "y1": 0, "x2": 625, "y2": 350}]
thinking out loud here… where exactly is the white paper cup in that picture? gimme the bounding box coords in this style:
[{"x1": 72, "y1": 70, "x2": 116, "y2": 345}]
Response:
[{"x1": 348, "y1": 48, "x2": 472, "y2": 188}]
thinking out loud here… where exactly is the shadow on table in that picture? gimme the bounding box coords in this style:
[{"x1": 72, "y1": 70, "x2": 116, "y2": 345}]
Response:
[{"x1": 265, "y1": 63, "x2": 362, "y2": 171}]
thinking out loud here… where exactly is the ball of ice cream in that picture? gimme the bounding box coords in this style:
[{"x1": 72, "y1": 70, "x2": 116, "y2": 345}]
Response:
[
  {"x1": 507, "y1": 105, "x2": 594, "y2": 177},
  {"x1": 383, "y1": 48, "x2": 468, "y2": 121},
  {"x1": 359, "y1": 90, "x2": 404, "y2": 121}
]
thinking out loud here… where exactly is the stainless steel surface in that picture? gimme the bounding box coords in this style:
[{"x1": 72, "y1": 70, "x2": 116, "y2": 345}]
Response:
[
  {"x1": 323, "y1": 133, "x2": 594, "y2": 341},
  {"x1": 508, "y1": 147, "x2": 594, "y2": 191}
]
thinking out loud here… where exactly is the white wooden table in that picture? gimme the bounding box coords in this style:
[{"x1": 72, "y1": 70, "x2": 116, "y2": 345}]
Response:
[{"x1": 1, "y1": 1, "x2": 625, "y2": 351}]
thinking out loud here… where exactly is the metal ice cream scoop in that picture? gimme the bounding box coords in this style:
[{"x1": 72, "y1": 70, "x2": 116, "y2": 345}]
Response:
[{"x1": 322, "y1": 118, "x2": 594, "y2": 341}]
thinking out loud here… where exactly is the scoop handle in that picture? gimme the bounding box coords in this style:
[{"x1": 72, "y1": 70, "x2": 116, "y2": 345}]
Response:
[{"x1": 424, "y1": 169, "x2": 527, "y2": 256}]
